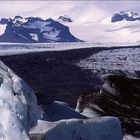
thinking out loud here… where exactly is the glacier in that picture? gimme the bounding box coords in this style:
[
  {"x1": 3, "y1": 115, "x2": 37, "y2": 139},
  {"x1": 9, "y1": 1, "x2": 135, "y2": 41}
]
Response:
[{"x1": 0, "y1": 60, "x2": 123, "y2": 140}]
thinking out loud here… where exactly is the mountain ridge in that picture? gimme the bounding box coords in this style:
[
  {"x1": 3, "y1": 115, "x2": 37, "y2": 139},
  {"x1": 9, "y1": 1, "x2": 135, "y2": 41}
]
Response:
[
  {"x1": 111, "y1": 11, "x2": 140, "y2": 22},
  {"x1": 0, "y1": 16, "x2": 81, "y2": 43}
]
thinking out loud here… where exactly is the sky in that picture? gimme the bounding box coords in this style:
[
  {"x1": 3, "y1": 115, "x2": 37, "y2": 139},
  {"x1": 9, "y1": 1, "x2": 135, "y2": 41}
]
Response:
[
  {"x1": 0, "y1": 1, "x2": 140, "y2": 22},
  {"x1": 0, "y1": 1, "x2": 140, "y2": 43}
]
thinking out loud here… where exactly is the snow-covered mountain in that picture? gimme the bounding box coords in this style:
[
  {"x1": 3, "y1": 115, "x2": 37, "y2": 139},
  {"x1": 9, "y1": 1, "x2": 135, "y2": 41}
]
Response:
[
  {"x1": 1, "y1": 11, "x2": 140, "y2": 44},
  {"x1": 111, "y1": 11, "x2": 140, "y2": 22},
  {"x1": 57, "y1": 10, "x2": 140, "y2": 44},
  {"x1": 0, "y1": 16, "x2": 81, "y2": 43}
]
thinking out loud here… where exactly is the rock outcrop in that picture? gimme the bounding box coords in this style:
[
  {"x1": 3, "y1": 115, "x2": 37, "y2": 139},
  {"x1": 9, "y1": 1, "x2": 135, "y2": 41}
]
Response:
[
  {"x1": 100, "y1": 75, "x2": 140, "y2": 135},
  {"x1": 76, "y1": 75, "x2": 140, "y2": 136},
  {"x1": 58, "y1": 15, "x2": 73, "y2": 23}
]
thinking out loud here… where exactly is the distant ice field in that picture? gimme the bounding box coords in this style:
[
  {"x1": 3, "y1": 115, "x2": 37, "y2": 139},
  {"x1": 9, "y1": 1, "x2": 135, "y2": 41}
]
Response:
[
  {"x1": 77, "y1": 47, "x2": 140, "y2": 71},
  {"x1": 76, "y1": 46, "x2": 140, "y2": 79},
  {"x1": 0, "y1": 42, "x2": 139, "y2": 56}
]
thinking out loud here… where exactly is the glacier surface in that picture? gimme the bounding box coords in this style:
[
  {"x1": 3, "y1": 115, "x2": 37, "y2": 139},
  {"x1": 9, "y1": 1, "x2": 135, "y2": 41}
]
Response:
[{"x1": 0, "y1": 60, "x2": 41, "y2": 139}]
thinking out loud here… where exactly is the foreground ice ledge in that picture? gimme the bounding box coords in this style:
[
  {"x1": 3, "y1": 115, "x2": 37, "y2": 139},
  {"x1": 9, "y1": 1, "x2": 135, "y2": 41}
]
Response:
[
  {"x1": 30, "y1": 117, "x2": 123, "y2": 140},
  {"x1": 0, "y1": 60, "x2": 123, "y2": 140},
  {"x1": 0, "y1": 60, "x2": 41, "y2": 139}
]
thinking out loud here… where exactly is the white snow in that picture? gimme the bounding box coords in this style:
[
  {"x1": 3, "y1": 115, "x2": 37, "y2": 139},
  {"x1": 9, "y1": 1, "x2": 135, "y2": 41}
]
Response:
[
  {"x1": 0, "y1": 61, "x2": 41, "y2": 139},
  {"x1": 43, "y1": 29, "x2": 60, "y2": 41},
  {"x1": 81, "y1": 104, "x2": 104, "y2": 118},
  {"x1": 30, "y1": 33, "x2": 38, "y2": 41},
  {"x1": 25, "y1": 19, "x2": 62, "y2": 41},
  {"x1": 102, "y1": 81, "x2": 120, "y2": 96},
  {"x1": 123, "y1": 135, "x2": 140, "y2": 140},
  {"x1": 0, "y1": 24, "x2": 6, "y2": 36},
  {"x1": 127, "y1": 11, "x2": 139, "y2": 18},
  {"x1": 30, "y1": 117, "x2": 123, "y2": 140},
  {"x1": 27, "y1": 20, "x2": 53, "y2": 32},
  {"x1": 13, "y1": 17, "x2": 27, "y2": 24},
  {"x1": 82, "y1": 107, "x2": 100, "y2": 118}
]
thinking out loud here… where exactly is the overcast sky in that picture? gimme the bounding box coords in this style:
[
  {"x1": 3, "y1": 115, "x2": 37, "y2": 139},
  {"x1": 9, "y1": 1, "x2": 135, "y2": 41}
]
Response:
[{"x1": 0, "y1": 1, "x2": 140, "y2": 21}]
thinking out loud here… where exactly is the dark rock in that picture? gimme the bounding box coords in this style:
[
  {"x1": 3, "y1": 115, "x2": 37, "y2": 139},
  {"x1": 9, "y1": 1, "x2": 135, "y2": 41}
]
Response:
[
  {"x1": 0, "y1": 18, "x2": 10, "y2": 24},
  {"x1": 58, "y1": 15, "x2": 73, "y2": 22},
  {"x1": 76, "y1": 75, "x2": 140, "y2": 136},
  {"x1": 99, "y1": 75, "x2": 140, "y2": 135}
]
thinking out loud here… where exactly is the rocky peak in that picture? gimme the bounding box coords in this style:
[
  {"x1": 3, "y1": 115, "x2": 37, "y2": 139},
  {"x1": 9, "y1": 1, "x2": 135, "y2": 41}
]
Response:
[{"x1": 58, "y1": 15, "x2": 73, "y2": 23}]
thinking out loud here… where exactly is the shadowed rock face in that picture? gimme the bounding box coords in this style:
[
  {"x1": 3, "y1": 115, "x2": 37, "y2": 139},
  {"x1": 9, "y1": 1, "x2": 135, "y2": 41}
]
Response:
[
  {"x1": 75, "y1": 89, "x2": 101, "y2": 113},
  {"x1": 76, "y1": 75, "x2": 140, "y2": 137},
  {"x1": 58, "y1": 15, "x2": 73, "y2": 23},
  {"x1": 100, "y1": 75, "x2": 140, "y2": 135},
  {"x1": 0, "y1": 48, "x2": 102, "y2": 108}
]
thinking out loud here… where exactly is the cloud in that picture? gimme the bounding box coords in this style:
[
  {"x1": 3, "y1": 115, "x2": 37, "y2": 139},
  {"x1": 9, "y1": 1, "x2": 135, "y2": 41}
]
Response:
[
  {"x1": 0, "y1": 1, "x2": 140, "y2": 21},
  {"x1": 0, "y1": 1, "x2": 45, "y2": 18}
]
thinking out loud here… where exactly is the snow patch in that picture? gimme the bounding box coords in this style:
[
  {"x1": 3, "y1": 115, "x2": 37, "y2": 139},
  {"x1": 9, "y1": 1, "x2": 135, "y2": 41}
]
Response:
[
  {"x1": 27, "y1": 20, "x2": 53, "y2": 32},
  {"x1": 0, "y1": 24, "x2": 6, "y2": 36},
  {"x1": 123, "y1": 135, "x2": 140, "y2": 140},
  {"x1": 43, "y1": 29, "x2": 60, "y2": 41},
  {"x1": 30, "y1": 33, "x2": 38, "y2": 41}
]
